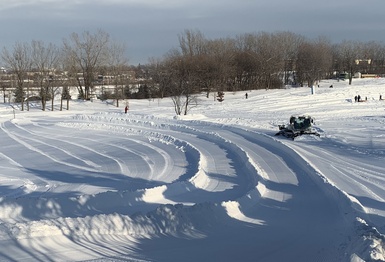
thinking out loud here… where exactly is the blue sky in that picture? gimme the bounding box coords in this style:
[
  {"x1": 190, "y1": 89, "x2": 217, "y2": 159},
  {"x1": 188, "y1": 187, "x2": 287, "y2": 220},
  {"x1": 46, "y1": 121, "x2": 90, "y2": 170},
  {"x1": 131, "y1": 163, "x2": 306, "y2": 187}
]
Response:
[{"x1": 1, "y1": 0, "x2": 384, "y2": 65}]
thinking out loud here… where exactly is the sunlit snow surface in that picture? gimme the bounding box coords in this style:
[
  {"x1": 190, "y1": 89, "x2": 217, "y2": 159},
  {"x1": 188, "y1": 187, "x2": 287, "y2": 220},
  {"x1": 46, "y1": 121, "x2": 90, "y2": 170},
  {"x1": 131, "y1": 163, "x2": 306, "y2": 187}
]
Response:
[{"x1": 0, "y1": 78, "x2": 385, "y2": 261}]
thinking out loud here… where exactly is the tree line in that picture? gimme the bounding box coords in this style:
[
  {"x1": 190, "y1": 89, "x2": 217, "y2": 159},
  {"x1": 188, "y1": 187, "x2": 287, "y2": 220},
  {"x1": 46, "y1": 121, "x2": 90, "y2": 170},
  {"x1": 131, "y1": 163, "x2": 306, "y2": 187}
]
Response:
[
  {"x1": 144, "y1": 29, "x2": 385, "y2": 114},
  {"x1": 0, "y1": 30, "x2": 131, "y2": 111},
  {"x1": 1, "y1": 29, "x2": 385, "y2": 114}
]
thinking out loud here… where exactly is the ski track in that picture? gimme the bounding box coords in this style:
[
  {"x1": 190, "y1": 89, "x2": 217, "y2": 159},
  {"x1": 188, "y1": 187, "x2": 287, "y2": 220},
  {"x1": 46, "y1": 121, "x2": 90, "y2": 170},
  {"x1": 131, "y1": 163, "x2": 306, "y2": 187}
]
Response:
[
  {"x1": 0, "y1": 111, "x2": 383, "y2": 261},
  {"x1": 286, "y1": 138, "x2": 385, "y2": 231}
]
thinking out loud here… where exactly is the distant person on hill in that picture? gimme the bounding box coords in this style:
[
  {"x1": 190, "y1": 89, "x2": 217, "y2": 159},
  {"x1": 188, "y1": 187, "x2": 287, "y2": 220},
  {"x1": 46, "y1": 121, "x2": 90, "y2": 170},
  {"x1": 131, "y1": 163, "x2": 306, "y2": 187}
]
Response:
[
  {"x1": 245, "y1": 93, "x2": 248, "y2": 99},
  {"x1": 357, "y1": 95, "x2": 361, "y2": 102},
  {"x1": 380, "y1": 95, "x2": 382, "y2": 100},
  {"x1": 124, "y1": 106, "x2": 128, "y2": 114},
  {"x1": 354, "y1": 96, "x2": 358, "y2": 102}
]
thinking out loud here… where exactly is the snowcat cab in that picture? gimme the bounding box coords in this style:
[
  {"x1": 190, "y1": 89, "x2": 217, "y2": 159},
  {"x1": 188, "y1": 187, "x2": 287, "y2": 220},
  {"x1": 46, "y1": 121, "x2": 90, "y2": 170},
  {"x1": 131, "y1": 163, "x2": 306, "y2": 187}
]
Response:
[{"x1": 275, "y1": 115, "x2": 320, "y2": 139}]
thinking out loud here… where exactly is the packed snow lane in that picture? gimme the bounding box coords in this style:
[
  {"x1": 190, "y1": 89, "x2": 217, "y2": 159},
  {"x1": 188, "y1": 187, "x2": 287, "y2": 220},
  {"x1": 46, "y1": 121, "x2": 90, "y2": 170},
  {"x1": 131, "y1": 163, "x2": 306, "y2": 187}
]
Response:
[
  {"x1": 284, "y1": 133, "x2": 385, "y2": 232},
  {"x1": 1, "y1": 115, "x2": 354, "y2": 261},
  {"x1": 122, "y1": 123, "x2": 359, "y2": 262}
]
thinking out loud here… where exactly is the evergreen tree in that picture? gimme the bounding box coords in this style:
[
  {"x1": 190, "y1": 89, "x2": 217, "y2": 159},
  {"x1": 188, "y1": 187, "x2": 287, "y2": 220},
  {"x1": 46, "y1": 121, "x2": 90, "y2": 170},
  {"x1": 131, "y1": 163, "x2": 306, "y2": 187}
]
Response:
[{"x1": 14, "y1": 86, "x2": 25, "y2": 103}]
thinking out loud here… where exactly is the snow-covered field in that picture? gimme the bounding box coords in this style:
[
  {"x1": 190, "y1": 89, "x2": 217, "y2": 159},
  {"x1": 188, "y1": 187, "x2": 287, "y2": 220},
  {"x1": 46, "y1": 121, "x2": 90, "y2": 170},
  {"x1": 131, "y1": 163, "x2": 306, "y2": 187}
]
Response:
[{"x1": 0, "y1": 78, "x2": 384, "y2": 262}]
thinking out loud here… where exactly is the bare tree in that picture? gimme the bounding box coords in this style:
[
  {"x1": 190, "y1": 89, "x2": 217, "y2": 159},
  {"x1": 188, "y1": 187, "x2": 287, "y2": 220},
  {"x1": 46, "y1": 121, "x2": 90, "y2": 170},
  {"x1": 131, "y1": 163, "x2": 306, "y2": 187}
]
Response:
[
  {"x1": 178, "y1": 29, "x2": 206, "y2": 57},
  {"x1": 232, "y1": 32, "x2": 286, "y2": 90},
  {"x1": 275, "y1": 31, "x2": 305, "y2": 85},
  {"x1": 360, "y1": 41, "x2": 385, "y2": 75},
  {"x1": 62, "y1": 30, "x2": 110, "y2": 100},
  {"x1": 376, "y1": 43, "x2": 385, "y2": 75},
  {"x1": 165, "y1": 50, "x2": 199, "y2": 115},
  {"x1": 315, "y1": 36, "x2": 333, "y2": 82},
  {"x1": 206, "y1": 37, "x2": 237, "y2": 94},
  {"x1": 49, "y1": 78, "x2": 62, "y2": 111},
  {"x1": 296, "y1": 45, "x2": 316, "y2": 86},
  {"x1": 296, "y1": 37, "x2": 333, "y2": 87},
  {"x1": 194, "y1": 53, "x2": 219, "y2": 98},
  {"x1": 31, "y1": 40, "x2": 60, "y2": 111},
  {"x1": 233, "y1": 33, "x2": 260, "y2": 90},
  {"x1": 335, "y1": 40, "x2": 363, "y2": 85},
  {"x1": 1, "y1": 42, "x2": 31, "y2": 110},
  {"x1": 0, "y1": 71, "x2": 11, "y2": 103},
  {"x1": 156, "y1": 31, "x2": 208, "y2": 115},
  {"x1": 255, "y1": 32, "x2": 287, "y2": 89},
  {"x1": 106, "y1": 42, "x2": 129, "y2": 107},
  {"x1": 60, "y1": 83, "x2": 71, "y2": 111},
  {"x1": 147, "y1": 57, "x2": 172, "y2": 99}
]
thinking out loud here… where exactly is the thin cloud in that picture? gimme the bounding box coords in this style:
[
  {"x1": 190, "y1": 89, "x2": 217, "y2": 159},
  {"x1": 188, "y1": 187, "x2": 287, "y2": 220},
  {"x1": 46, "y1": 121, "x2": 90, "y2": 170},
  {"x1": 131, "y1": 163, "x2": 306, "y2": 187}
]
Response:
[{"x1": 0, "y1": 0, "x2": 385, "y2": 65}]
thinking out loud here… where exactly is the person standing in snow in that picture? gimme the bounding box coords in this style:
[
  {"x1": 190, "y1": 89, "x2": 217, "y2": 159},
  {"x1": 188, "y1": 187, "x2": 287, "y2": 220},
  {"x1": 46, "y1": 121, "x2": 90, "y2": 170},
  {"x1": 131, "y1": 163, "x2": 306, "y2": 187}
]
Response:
[
  {"x1": 245, "y1": 93, "x2": 248, "y2": 99},
  {"x1": 124, "y1": 106, "x2": 128, "y2": 114}
]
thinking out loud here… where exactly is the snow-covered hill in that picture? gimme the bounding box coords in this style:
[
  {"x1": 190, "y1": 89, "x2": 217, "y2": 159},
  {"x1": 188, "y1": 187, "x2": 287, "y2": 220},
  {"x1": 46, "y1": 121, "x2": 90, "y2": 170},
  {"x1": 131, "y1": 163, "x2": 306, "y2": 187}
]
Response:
[{"x1": 0, "y1": 78, "x2": 384, "y2": 261}]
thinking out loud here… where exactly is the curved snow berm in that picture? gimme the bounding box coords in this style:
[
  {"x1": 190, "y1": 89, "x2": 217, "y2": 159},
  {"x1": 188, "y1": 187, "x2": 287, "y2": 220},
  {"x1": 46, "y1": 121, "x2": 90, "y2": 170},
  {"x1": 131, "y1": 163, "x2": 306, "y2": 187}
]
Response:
[{"x1": 0, "y1": 108, "x2": 383, "y2": 262}]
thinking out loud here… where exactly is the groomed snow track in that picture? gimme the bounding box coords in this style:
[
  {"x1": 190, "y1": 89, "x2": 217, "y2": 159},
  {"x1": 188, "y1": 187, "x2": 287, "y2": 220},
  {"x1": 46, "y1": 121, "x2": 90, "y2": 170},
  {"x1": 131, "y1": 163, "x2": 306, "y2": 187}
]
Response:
[{"x1": 0, "y1": 112, "x2": 383, "y2": 261}]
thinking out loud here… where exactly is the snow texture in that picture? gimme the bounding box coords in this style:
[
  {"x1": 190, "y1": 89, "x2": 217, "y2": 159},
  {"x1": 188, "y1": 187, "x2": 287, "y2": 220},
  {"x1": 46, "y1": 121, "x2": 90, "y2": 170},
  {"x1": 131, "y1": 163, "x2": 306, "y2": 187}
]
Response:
[{"x1": 0, "y1": 78, "x2": 385, "y2": 261}]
